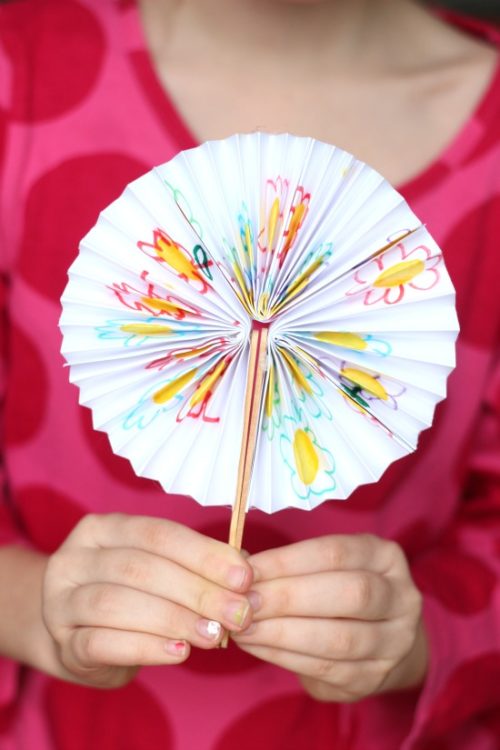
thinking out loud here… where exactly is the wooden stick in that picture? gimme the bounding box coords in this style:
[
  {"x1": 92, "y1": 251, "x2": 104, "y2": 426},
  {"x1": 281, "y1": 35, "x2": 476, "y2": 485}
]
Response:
[{"x1": 221, "y1": 322, "x2": 269, "y2": 648}]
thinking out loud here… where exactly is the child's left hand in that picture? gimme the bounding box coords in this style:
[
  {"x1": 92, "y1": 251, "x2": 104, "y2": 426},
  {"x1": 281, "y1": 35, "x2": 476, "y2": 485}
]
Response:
[{"x1": 232, "y1": 533, "x2": 428, "y2": 702}]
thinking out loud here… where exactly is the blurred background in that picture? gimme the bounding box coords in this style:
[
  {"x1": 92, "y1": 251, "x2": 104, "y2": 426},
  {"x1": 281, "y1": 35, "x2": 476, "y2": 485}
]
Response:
[{"x1": 436, "y1": 0, "x2": 500, "y2": 18}]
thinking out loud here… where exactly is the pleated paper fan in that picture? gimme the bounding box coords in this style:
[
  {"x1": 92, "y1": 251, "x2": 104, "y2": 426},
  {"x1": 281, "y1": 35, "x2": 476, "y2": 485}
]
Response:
[{"x1": 60, "y1": 132, "x2": 459, "y2": 547}]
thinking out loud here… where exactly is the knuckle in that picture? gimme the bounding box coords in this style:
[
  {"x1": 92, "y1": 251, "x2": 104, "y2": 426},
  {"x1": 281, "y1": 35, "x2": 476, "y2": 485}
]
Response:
[
  {"x1": 267, "y1": 618, "x2": 285, "y2": 644},
  {"x1": 194, "y1": 586, "x2": 213, "y2": 617},
  {"x1": 319, "y1": 536, "x2": 347, "y2": 570},
  {"x1": 89, "y1": 584, "x2": 117, "y2": 615},
  {"x1": 350, "y1": 573, "x2": 373, "y2": 612},
  {"x1": 313, "y1": 658, "x2": 335, "y2": 681},
  {"x1": 201, "y1": 549, "x2": 224, "y2": 577},
  {"x1": 75, "y1": 629, "x2": 102, "y2": 666},
  {"x1": 385, "y1": 539, "x2": 405, "y2": 566},
  {"x1": 118, "y1": 555, "x2": 148, "y2": 587},
  {"x1": 331, "y1": 627, "x2": 355, "y2": 658},
  {"x1": 139, "y1": 518, "x2": 172, "y2": 551},
  {"x1": 273, "y1": 583, "x2": 291, "y2": 613},
  {"x1": 333, "y1": 663, "x2": 358, "y2": 691}
]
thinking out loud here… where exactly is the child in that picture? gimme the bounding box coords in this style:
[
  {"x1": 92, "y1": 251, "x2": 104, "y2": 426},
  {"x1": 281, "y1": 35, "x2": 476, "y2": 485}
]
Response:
[{"x1": 0, "y1": 0, "x2": 499, "y2": 747}]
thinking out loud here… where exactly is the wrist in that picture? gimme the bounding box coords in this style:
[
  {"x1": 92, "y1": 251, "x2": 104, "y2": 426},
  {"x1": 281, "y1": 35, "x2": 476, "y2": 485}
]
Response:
[{"x1": 0, "y1": 546, "x2": 71, "y2": 681}]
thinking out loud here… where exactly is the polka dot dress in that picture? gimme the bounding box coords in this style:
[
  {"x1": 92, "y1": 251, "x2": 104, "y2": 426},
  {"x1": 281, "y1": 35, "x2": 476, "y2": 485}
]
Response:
[{"x1": 1, "y1": 2, "x2": 499, "y2": 748}]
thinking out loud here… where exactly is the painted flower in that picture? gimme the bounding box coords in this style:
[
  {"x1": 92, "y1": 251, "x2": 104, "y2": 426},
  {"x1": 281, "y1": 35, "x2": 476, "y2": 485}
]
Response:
[
  {"x1": 95, "y1": 317, "x2": 202, "y2": 348},
  {"x1": 123, "y1": 380, "x2": 184, "y2": 431},
  {"x1": 309, "y1": 331, "x2": 392, "y2": 359},
  {"x1": 279, "y1": 421, "x2": 336, "y2": 502},
  {"x1": 338, "y1": 364, "x2": 406, "y2": 412},
  {"x1": 346, "y1": 241, "x2": 441, "y2": 306}
]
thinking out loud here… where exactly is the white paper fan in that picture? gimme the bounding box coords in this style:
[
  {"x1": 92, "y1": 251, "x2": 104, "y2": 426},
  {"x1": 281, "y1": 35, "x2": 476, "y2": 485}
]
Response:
[{"x1": 60, "y1": 133, "x2": 458, "y2": 545}]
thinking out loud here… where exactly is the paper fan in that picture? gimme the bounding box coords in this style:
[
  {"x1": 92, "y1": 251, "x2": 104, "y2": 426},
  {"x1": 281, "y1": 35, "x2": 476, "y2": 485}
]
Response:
[{"x1": 60, "y1": 133, "x2": 458, "y2": 548}]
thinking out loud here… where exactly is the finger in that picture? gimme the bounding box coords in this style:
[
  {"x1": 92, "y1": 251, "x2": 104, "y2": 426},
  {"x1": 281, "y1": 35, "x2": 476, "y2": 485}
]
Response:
[
  {"x1": 66, "y1": 547, "x2": 254, "y2": 631},
  {"x1": 249, "y1": 534, "x2": 405, "y2": 581},
  {"x1": 70, "y1": 626, "x2": 191, "y2": 668},
  {"x1": 65, "y1": 514, "x2": 252, "y2": 592},
  {"x1": 251, "y1": 570, "x2": 395, "y2": 621},
  {"x1": 68, "y1": 583, "x2": 251, "y2": 648},
  {"x1": 233, "y1": 617, "x2": 401, "y2": 660},
  {"x1": 235, "y1": 643, "x2": 390, "y2": 700}
]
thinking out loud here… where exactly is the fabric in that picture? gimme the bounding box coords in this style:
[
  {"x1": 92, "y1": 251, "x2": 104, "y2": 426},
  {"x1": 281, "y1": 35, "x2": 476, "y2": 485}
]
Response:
[{"x1": 0, "y1": 1, "x2": 499, "y2": 748}]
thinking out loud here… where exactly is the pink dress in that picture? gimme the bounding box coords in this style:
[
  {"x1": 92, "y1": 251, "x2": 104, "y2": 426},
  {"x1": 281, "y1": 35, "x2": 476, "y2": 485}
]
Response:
[{"x1": 0, "y1": 2, "x2": 499, "y2": 748}]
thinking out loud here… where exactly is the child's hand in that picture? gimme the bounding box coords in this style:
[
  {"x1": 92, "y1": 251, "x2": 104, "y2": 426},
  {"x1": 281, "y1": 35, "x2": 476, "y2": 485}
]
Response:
[
  {"x1": 233, "y1": 534, "x2": 427, "y2": 702},
  {"x1": 42, "y1": 513, "x2": 254, "y2": 688}
]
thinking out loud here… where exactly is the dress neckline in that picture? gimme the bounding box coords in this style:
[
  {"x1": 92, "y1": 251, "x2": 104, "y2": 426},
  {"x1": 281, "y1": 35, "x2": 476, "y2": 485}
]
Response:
[{"x1": 120, "y1": 2, "x2": 500, "y2": 199}]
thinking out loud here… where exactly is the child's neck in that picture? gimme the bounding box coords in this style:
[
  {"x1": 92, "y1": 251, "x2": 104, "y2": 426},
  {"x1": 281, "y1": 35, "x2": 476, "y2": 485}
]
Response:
[{"x1": 140, "y1": 0, "x2": 395, "y2": 72}]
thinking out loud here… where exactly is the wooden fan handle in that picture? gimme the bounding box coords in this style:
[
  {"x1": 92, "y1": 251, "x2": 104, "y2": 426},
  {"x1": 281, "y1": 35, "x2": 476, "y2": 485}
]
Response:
[{"x1": 221, "y1": 323, "x2": 269, "y2": 648}]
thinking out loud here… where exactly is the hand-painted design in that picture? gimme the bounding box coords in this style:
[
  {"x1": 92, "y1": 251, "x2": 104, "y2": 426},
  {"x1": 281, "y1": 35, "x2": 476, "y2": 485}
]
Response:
[
  {"x1": 175, "y1": 355, "x2": 234, "y2": 424},
  {"x1": 162, "y1": 179, "x2": 205, "y2": 239},
  {"x1": 145, "y1": 337, "x2": 231, "y2": 371},
  {"x1": 275, "y1": 345, "x2": 332, "y2": 423},
  {"x1": 312, "y1": 332, "x2": 392, "y2": 358},
  {"x1": 339, "y1": 364, "x2": 406, "y2": 412},
  {"x1": 193, "y1": 244, "x2": 214, "y2": 280},
  {"x1": 294, "y1": 372, "x2": 333, "y2": 422},
  {"x1": 107, "y1": 271, "x2": 204, "y2": 320},
  {"x1": 123, "y1": 381, "x2": 183, "y2": 431},
  {"x1": 222, "y1": 236, "x2": 254, "y2": 315},
  {"x1": 258, "y1": 177, "x2": 290, "y2": 257},
  {"x1": 262, "y1": 362, "x2": 282, "y2": 437},
  {"x1": 271, "y1": 241, "x2": 334, "y2": 315},
  {"x1": 277, "y1": 185, "x2": 310, "y2": 270},
  {"x1": 280, "y1": 422, "x2": 336, "y2": 501},
  {"x1": 346, "y1": 241, "x2": 442, "y2": 306},
  {"x1": 96, "y1": 317, "x2": 202, "y2": 347},
  {"x1": 254, "y1": 179, "x2": 314, "y2": 318},
  {"x1": 237, "y1": 203, "x2": 255, "y2": 275},
  {"x1": 138, "y1": 229, "x2": 213, "y2": 294}
]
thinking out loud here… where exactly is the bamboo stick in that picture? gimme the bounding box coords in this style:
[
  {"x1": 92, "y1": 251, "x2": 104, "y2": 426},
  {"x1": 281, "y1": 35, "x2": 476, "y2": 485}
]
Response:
[{"x1": 221, "y1": 322, "x2": 269, "y2": 648}]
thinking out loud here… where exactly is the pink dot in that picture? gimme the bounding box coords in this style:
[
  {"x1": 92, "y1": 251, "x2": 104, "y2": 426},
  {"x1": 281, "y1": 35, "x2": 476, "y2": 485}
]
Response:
[
  {"x1": 214, "y1": 693, "x2": 345, "y2": 750},
  {"x1": 423, "y1": 653, "x2": 500, "y2": 738},
  {"x1": 413, "y1": 548, "x2": 497, "y2": 615},
  {"x1": 44, "y1": 679, "x2": 174, "y2": 749},
  {"x1": 4, "y1": 323, "x2": 48, "y2": 445},
  {"x1": 394, "y1": 520, "x2": 435, "y2": 560},
  {"x1": 14, "y1": 485, "x2": 85, "y2": 553},
  {"x1": 79, "y1": 407, "x2": 156, "y2": 492},
  {"x1": 0, "y1": 0, "x2": 106, "y2": 122},
  {"x1": 19, "y1": 154, "x2": 150, "y2": 303},
  {"x1": 184, "y1": 638, "x2": 262, "y2": 675},
  {"x1": 439, "y1": 197, "x2": 500, "y2": 347},
  {"x1": 494, "y1": 537, "x2": 500, "y2": 558}
]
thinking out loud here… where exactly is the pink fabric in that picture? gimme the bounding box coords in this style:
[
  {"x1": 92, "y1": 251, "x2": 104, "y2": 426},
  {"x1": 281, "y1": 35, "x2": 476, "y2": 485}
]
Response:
[{"x1": 0, "y1": 1, "x2": 499, "y2": 748}]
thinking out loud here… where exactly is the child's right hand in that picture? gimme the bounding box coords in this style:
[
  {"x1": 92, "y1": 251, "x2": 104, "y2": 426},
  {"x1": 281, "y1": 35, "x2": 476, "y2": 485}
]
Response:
[{"x1": 41, "y1": 513, "x2": 254, "y2": 688}]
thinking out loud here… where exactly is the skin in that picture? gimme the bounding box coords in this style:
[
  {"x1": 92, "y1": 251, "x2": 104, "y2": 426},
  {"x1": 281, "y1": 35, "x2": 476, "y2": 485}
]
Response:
[
  {"x1": 138, "y1": 0, "x2": 498, "y2": 185},
  {"x1": 0, "y1": 0, "x2": 497, "y2": 700}
]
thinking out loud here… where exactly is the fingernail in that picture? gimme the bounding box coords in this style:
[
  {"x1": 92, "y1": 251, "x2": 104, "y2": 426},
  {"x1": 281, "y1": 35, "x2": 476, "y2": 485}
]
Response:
[
  {"x1": 196, "y1": 619, "x2": 222, "y2": 641},
  {"x1": 225, "y1": 601, "x2": 250, "y2": 628},
  {"x1": 226, "y1": 566, "x2": 248, "y2": 590},
  {"x1": 165, "y1": 640, "x2": 187, "y2": 656},
  {"x1": 247, "y1": 590, "x2": 262, "y2": 612}
]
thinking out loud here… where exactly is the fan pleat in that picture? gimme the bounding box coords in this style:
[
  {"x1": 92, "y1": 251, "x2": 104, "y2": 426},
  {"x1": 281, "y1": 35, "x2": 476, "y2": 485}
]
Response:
[{"x1": 60, "y1": 133, "x2": 458, "y2": 513}]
